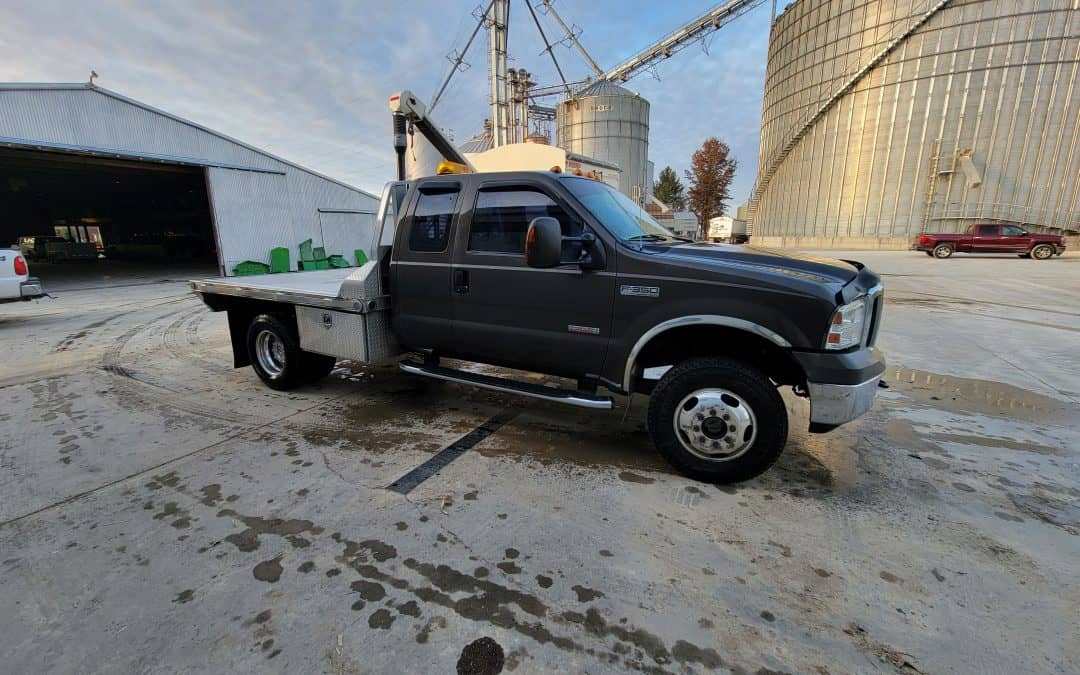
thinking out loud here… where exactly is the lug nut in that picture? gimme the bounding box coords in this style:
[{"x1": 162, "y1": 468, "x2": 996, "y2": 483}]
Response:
[
  {"x1": 692, "y1": 425, "x2": 700, "y2": 432},
  {"x1": 711, "y1": 441, "x2": 720, "y2": 448},
  {"x1": 723, "y1": 413, "x2": 730, "y2": 421}
]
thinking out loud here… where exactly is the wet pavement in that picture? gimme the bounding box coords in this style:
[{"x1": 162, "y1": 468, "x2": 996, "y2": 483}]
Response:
[{"x1": 1, "y1": 251, "x2": 1077, "y2": 673}]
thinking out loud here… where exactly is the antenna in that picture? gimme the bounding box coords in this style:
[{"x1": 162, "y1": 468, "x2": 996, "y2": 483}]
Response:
[{"x1": 89, "y1": 70, "x2": 99, "y2": 85}]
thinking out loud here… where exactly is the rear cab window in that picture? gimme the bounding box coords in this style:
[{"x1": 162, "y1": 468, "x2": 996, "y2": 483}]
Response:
[
  {"x1": 466, "y1": 187, "x2": 583, "y2": 257},
  {"x1": 409, "y1": 189, "x2": 458, "y2": 253}
]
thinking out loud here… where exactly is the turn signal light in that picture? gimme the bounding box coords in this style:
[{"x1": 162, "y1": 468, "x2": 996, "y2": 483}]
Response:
[
  {"x1": 825, "y1": 298, "x2": 866, "y2": 350},
  {"x1": 13, "y1": 255, "x2": 27, "y2": 275}
]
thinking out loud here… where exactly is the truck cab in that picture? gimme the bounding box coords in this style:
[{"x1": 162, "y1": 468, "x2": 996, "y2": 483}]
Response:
[{"x1": 386, "y1": 170, "x2": 885, "y2": 481}]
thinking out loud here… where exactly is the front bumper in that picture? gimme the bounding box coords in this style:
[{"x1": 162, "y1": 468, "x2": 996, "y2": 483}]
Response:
[
  {"x1": 807, "y1": 375, "x2": 881, "y2": 427},
  {"x1": 793, "y1": 346, "x2": 886, "y2": 431},
  {"x1": 20, "y1": 277, "x2": 43, "y2": 298}
]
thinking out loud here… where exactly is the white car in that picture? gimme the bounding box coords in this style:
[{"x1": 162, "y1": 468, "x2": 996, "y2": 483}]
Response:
[{"x1": 0, "y1": 248, "x2": 43, "y2": 301}]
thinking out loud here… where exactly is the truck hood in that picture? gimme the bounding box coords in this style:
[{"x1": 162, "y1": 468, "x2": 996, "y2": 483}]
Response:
[{"x1": 645, "y1": 243, "x2": 860, "y2": 287}]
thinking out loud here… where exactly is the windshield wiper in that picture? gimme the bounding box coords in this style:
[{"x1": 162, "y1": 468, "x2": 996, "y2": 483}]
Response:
[{"x1": 626, "y1": 234, "x2": 670, "y2": 242}]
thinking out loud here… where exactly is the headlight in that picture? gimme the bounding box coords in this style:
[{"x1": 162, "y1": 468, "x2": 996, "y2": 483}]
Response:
[{"x1": 825, "y1": 298, "x2": 866, "y2": 350}]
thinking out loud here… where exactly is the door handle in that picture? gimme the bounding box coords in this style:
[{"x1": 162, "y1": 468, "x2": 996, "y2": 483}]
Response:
[{"x1": 453, "y1": 269, "x2": 469, "y2": 294}]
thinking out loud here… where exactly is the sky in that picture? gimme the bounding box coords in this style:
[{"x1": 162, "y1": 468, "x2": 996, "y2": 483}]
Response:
[{"x1": 0, "y1": 0, "x2": 797, "y2": 202}]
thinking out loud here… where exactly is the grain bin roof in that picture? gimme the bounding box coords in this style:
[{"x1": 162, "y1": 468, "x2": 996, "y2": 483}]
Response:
[{"x1": 572, "y1": 80, "x2": 639, "y2": 98}]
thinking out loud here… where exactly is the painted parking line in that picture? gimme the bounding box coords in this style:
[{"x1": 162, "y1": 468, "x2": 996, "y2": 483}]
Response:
[{"x1": 385, "y1": 409, "x2": 520, "y2": 494}]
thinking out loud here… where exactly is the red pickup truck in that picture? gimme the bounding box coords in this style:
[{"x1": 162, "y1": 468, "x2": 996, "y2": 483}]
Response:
[{"x1": 915, "y1": 224, "x2": 1065, "y2": 259}]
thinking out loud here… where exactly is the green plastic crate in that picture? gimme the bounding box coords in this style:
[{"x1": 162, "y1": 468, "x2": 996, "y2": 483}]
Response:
[
  {"x1": 354, "y1": 249, "x2": 369, "y2": 265},
  {"x1": 314, "y1": 259, "x2": 330, "y2": 270},
  {"x1": 233, "y1": 260, "x2": 270, "y2": 276},
  {"x1": 327, "y1": 254, "x2": 350, "y2": 268},
  {"x1": 298, "y1": 239, "x2": 314, "y2": 262},
  {"x1": 313, "y1": 246, "x2": 327, "y2": 261},
  {"x1": 269, "y1": 247, "x2": 290, "y2": 273}
]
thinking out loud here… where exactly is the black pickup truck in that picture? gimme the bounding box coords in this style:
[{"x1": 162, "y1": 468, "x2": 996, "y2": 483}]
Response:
[{"x1": 193, "y1": 171, "x2": 885, "y2": 483}]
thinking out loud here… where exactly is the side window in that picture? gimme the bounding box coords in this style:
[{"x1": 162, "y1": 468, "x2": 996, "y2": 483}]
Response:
[
  {"x1": 409, "y1": 189, "x2": 458, "y2": 252},
  {"x1": 1002, "y1": 225, "x2": 1024, "y2": 236},
  {"x1": 469, "y1": 188, "x2": 581, "y2": 254},
  {"x1": 976, "y1": 225, "x2": 998, "y2": 236}
]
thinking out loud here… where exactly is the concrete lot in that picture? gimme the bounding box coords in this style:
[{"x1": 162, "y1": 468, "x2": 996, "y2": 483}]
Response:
[{"x1": 1, "y1": 251, "x2": 1077, "y2": 674}]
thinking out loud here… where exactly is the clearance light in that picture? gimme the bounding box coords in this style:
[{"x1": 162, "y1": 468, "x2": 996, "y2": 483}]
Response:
[
  {"x1": 549, "y1": 165, "x2": 563, "y2": 173},
  {"x1": 436, "y1": 161, "x2": 471, "y2": 175},
  {"x1": 825, "y1": 298, "x2": 866, "y2": 350}
]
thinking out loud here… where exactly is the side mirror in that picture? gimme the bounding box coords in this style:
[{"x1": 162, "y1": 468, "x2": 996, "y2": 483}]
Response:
[{"x1": 525, "y1": 217, "x2": 562, "y2": 268}]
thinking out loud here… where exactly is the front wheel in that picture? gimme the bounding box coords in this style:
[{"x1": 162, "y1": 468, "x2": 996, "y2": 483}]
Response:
[
  {"x1": 1031, "y1": 244, "x2": 1054, "y2": 260},
  {"x1": 647, "y1": 357, "x2": 788, "y2": 483}
]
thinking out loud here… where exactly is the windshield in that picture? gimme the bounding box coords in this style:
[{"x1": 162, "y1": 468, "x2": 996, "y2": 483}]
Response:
[{"x1": 562, "y1": 177, "x2": 679, "y2": 242}]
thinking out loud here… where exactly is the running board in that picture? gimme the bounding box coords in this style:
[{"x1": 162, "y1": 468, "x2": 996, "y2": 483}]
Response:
[{"x1": 399, "y1": 360, "x2": 614, "y2": 410}]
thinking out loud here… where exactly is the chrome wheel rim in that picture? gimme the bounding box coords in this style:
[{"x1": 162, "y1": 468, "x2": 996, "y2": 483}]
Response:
[
  {"x1": 255, "y1": 330, "x2": 286, "y2": 376},
  {"x1": 1033, "y1": 246, "x2": 1051, "y2": 259},
  {"x1": 934, "y1": 246, "x2": 950, "y2": 258},
  {"x1": 673, "y1": 388, "x2": 758, "y2": 462}
]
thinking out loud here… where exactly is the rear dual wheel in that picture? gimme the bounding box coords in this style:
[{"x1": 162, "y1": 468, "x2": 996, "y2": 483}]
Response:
[
  {"x1": 246, "y1": 314, "x2": 337, "y2": 390},
  {"x1": 647, "y1": 357, "x2": 787, "y2": 484}
]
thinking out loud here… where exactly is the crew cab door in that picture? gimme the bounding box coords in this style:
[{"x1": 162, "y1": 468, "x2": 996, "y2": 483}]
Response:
[
  {"x1": 390, "y1": 181, "x2": 461, "y2": 351},
  {"x1": 448, "y1": 181, "x2": 616, "y2": 378},
  {"x1": 1001, "y1": 225, "x2": 1030, "y2": 251}
]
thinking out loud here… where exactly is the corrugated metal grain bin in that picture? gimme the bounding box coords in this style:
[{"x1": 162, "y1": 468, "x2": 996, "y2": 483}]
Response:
[{"x1": 748, "y1": 0, "x2": 1080, "y2": 248}]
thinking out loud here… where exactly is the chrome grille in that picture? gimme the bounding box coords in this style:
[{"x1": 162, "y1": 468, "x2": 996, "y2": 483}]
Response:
[{"x1": 864, "y1": 287, "x2": 884, "y2": 347}]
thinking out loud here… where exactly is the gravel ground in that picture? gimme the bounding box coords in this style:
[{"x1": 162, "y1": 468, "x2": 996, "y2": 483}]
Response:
[{"x1": 1, "y1": 251, "x2": 1077, "y2": 674}]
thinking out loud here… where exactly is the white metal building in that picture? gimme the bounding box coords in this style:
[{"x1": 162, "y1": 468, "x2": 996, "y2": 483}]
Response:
[{"x1": 0, "y1": 83, "x2": 378, "y2": 275}]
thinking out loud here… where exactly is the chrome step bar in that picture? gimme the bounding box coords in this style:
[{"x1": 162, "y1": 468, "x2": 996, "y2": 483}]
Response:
[{"x1": 399, "y1": 360, "x2": 614, "y2": 410}]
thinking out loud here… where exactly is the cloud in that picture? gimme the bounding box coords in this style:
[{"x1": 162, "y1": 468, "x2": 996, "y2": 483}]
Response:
[{"x1": 0, "y1": 0, "x2": 776, "y2": 201}]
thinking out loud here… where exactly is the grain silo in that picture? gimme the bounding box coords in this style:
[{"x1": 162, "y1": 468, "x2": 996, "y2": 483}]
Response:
[
  {"x1": 748, "y1": 0, "x2": 1080, "y2": 248},
  {"x1": 556, "y1": 80, "x2": 651, "y2": 201}
]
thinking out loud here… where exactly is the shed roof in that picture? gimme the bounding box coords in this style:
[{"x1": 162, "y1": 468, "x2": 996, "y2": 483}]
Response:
[{"x1": 0, "y1": 82, "x2": 375, "y2": 197}]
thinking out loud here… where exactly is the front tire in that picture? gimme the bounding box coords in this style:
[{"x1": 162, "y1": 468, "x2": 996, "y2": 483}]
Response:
[
  {"x1": 647, "y1": 357, "x2": 788, "y2": 483},
  {"x1": 932, "y1": 243, "x2": 953, "y2": 259},
  {"x1": 246, "y1": 314, "x2": 335, "y2": 390},
  {"x1": 1031, "y1": 244, "x2": 1054, "y2": 260}
]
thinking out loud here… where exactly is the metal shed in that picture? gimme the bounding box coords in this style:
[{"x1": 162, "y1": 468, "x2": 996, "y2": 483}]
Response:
[{"x1": 0, "y1": 83, "x2": 378, "y2": 274}]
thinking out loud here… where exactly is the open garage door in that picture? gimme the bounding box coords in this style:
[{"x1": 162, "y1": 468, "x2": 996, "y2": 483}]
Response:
[{"x1": 0, "y1": 147, "x2": 217, "y2": 288}]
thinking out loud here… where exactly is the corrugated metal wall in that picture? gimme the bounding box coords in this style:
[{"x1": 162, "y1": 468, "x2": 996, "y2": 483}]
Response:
[
  {"x1": 750, "y1": 0, "x2": 1080, "y2": 247},
  {"x1": 0, "y1": 85, "x2": 377, "y2": 272}
]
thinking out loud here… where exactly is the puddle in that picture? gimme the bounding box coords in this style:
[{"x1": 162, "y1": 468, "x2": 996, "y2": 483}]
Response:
[
  {"x1": 474, "y1": 410, "x2": 672, "y2": 475},
  {"x1": 882, "y1": 366, "x2": 1073, "y2": 424}
]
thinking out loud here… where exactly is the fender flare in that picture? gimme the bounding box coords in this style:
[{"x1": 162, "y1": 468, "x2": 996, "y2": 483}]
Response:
[{"x1": 622, "y1": 315, "x2": 792, "y2": 391}]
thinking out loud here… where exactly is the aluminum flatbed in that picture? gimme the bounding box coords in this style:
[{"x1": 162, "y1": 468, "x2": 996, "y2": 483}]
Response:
[{"x1": 190, "y1": 267, "x2": 389, "y2": 313}]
